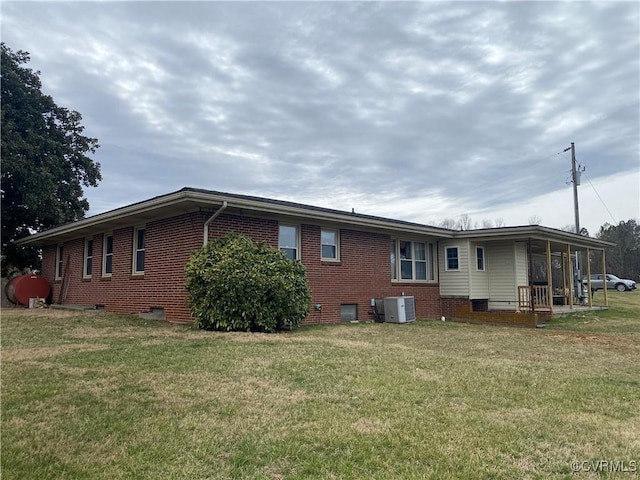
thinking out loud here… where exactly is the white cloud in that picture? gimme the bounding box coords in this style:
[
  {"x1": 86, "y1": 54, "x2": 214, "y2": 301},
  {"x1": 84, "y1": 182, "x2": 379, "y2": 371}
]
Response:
[{"x1": 1, "y1": 1, "x2": 637, "y2": 232}]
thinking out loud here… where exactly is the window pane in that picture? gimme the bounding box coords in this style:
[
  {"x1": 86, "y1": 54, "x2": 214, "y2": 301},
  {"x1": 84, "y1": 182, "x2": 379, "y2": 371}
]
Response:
[
  {"x1": 477, "y1": 248, "x2": 484, "y2": 270},
  {"x1": 321, "y1": 230, "x2": 336, "y2": 246},
  {"x1": 86, "y1": 257, "x2": 92, "y2": 276},
  {"x1": 136, "y1": 251, "x2": 145, "y2": 272},
  {"x1": 428, "y1": 244, "x2": 435, "y2": 280},
  {"x1": 447, "y1": 247, "x2": 459, "y2": 270},
  {"x1": 414, "y1": 242, "x2": 426, "y2": 261},
  {"x1": 57, "y1": 246, "x2": 64, "y2": 277},
  {"x1": 87, "y1": 240, "x2": 93, "y2": 256},
  {"x1": 106, "y1": 235, "x2": 113, "y2": 254},
  {"x1": 279, "y1": 226, "x2": 297, "y2": 249},
  {"x1": 399, "y1": 241, "x2": 412, "y2": 259},
  {"x1": 105, "y1": 255, "x2": 113, "y2": 274},
  {"x1": 281, "y1": 248, "x2": 296, "y2": 260},
  {"x1": 322, "y1": 244, "x2": 336, "y2": 259},
  {"x1": 416, "y1": 261, "x2": 427, "y2": 280},
  {"x1": 390, "y1": 240, "x2": 397, "y2": 280},
  {"x1": 401, "y1": 259, "x2": 413, "y2": 279},
  {"x1": 137, "y1": 229, "x2": 145, "y2": 249}
]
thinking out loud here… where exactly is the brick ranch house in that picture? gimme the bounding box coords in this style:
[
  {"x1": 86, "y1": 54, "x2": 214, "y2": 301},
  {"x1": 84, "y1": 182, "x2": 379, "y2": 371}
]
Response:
[{"x1": 17, "y1": 188, "x2": 613, "y2": 326}]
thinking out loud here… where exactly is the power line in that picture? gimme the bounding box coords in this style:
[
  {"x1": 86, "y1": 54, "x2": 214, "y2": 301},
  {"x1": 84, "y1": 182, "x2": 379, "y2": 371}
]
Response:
[{"x1": 582, "y1": 171, "x2": 618, "y2": 225}]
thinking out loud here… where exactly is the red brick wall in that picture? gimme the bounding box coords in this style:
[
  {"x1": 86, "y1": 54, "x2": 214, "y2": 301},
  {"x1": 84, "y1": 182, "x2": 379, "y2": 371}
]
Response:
[
  {"x1": 302, "y1": 225, "x2": 441, "y2": 323},
  {"x1": 40, "y1": 211, "x2": 443, "y2": 324}
]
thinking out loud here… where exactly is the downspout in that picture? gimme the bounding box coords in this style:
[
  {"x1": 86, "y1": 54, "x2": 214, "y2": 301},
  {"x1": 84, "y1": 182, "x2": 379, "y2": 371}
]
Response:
[{"x1": 203, "y1": 201, "x2": 228, "y2": 246}]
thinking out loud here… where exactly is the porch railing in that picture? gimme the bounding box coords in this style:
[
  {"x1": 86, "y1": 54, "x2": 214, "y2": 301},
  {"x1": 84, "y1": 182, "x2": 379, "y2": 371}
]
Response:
[{"x1": 517, "y1": 285, "x2": 552, "y2": 311}]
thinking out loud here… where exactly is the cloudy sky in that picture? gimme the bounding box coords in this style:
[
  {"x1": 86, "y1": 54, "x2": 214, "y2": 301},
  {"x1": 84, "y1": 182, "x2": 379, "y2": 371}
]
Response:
[{"x1": 2, "y1": 1, "x2": 639, "y2": 234}]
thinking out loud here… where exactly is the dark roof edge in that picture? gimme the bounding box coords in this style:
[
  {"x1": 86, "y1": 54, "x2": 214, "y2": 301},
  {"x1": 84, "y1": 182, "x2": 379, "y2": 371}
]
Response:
[{"x1": 15, "y1": 187, "x2": 615, "y2": 249}]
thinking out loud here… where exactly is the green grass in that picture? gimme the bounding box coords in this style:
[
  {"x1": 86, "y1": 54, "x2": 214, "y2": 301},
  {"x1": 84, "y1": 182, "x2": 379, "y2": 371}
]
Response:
[{"x1": 2, "y1": 293, "x2": 639, "y2": 479}]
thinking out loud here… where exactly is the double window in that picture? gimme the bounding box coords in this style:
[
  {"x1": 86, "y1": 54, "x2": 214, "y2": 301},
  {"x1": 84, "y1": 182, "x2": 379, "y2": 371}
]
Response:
[
  {"x1": 133, "y1": 227, "x2": 145, "y2": 274},
  {"x1": 321, "y1": 229, "x2": 339, "y2": 261},
  {"x1": 390, "y1": 240, "x2": 434, "y2": 281},
  {"x1": 84, "y1": 238, "x2": 94, "y2": 278},
  {"x1": 103, "y1": 234, "x2": 114, "y2": 276},
  {"x1": 279, "y1": 225, "x2": 299, "y2": 260}
]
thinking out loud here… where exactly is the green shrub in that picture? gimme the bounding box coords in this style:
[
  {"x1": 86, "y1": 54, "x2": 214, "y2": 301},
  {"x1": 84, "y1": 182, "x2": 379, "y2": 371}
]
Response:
[{"x1": 185, "y1": 233, "x2": 312, "y2": 332}]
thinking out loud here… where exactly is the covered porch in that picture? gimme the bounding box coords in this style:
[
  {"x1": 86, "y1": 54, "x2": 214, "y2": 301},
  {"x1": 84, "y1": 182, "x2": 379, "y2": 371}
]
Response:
[{"x1": 517, "y1": 234, "x2": 613, "y2": 316}]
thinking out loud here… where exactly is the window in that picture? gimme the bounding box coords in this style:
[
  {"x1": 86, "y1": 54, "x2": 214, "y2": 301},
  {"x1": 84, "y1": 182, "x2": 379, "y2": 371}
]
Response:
[
  {"x1": 103, "y1": 234, "x2": 114, "y2": 276},
  {"x1": 391, "y1": 240, "x2": 433, "y2": 281},
  {"x1": 446, "y1": 246, "x2": 459, "y2": 271},
  {"x1": 55, "y1": 245, "x2": 64, "y2": 279},
  {"x1": 390, "y1": 240, "x2": 397, "y2": 280},
  {"x1": 476, "y1": 247, "x2": 485, "y2": 271},
  {"x1": 84, "y1": 238, "x2": 94, "y2": 278},
  {"x1": 279, "y1": 225, "x2": 299, "y2": 260},
  {"x1": 321, "y1": 229, "x2": 339, "y2": 260},
  {"x1": 133, "y1": 227, "x2": 145, "y2": 274}
]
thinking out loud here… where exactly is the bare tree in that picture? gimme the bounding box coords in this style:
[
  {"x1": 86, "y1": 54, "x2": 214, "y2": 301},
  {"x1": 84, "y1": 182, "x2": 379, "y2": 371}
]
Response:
[
  {"x1": 458, "y1": 214, "x2": 474, "y2": 231},
  {"x1": 528, "y1": 215, "x2": 542, "y2": 225},
  {"x1": 481, "y1": 219, "x2": 494, "y2": 228},
  {"x1": 494, "y1": 217, "x2": 505, "y2": 228},
  {"x1": 440, "y1": 218, "x2": 457, "y2": 229}
]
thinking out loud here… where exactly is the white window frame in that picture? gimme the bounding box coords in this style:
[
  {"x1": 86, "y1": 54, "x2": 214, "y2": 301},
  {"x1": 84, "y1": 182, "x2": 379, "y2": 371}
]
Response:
[
  {"x1": 445, "y1": 246, "x2": 460, "y2": 271},
  {"x1": 321, "y1": 228, "x2": 339, "y2": 261},
  {"x1": 279, "y1": 224, "x2": 300, "y2": 260},
  {"x1": 103, "y1": 233, "x2": 114, "y2": 277},
  {"x1": 132, "y1": 226, "x2": 145, "y2": 275},
  {"x1": 83, "y1": 238, "x2": 94, "y2": 279},
  {"x1": 476, "y1": 247, "x2": 485, "y2": 271},
  {"x1": 391, "y1": 239, "x2": 434, "y2": 282},
  {"x1": 55, "y1": 244, "x2": 64, "y2": 280}
]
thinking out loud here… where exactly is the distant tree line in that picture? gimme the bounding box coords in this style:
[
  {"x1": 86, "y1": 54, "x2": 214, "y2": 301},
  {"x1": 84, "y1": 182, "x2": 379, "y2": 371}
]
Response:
[{"x1": 590, "y1": 220, "x2": 640, "y2": 282}]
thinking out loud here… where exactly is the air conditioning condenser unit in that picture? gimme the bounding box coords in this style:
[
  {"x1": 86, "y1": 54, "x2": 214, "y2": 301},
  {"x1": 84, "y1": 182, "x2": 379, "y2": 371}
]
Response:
[{"x1": 383, "y1": 296, "x2": 416, "y2": 323}]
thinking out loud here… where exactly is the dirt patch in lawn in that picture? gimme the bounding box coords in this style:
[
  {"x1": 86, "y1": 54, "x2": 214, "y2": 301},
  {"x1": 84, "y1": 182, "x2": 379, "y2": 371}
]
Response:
[{"x1": 2, "y1": 343, "x2": 110, "y2": 361}]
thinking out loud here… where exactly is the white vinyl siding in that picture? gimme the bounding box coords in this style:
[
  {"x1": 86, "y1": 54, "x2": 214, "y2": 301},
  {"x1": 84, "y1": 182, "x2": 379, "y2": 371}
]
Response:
[
  {"x1": 439, "y1": 241, "x2": 469, "y2": 296},
  {"x1": 470, "y1": 244, "x2": 489, "y2": 299},
  {"x1": 514, "y1": 242, "x2": 529, "y2": 288},
  {"x1": 487, "y1": 241, "x2": 525, "y2": 310}
]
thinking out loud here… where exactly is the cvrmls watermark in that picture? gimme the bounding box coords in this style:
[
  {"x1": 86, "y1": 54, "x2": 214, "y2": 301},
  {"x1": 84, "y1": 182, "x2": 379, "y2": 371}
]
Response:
[{"x1": 570, "y1": 460, "x2": 637, "y2": 473}]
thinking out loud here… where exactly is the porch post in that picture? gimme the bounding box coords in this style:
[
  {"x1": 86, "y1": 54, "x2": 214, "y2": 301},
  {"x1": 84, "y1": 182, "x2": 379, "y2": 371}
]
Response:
[
  {"x1": 546, "y1": 241, "x2": 553, "y2": 313},
  {"x1": 566, "y1": 244, "x2": 574, "y2": 309},
  {"x1": 586, "y1": 248, "x2": 592, "y2": 308},
  {"x1": 602, "y1": 249, "x2": 608, "y2": 306},
  {"x1": 528, "y1": 239, "x2": 535, "y2": 313},
  {"x1": 561, "y1": 251, "x2": 567, "y2": 302}
]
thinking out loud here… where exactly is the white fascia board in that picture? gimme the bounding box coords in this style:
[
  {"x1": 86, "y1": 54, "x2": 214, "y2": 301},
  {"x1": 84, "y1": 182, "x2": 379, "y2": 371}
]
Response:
[
  {"x1": 17, "y1": 189, "x2": 454, "y2": 246},
  {"x1": 454, "y1": 225, "x2": 613, "y2": 248}
]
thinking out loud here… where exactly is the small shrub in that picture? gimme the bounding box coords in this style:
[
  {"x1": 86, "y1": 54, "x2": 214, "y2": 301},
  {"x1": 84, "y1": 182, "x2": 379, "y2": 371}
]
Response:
[{"x1": 185, "y1": 233, "x2": 312, "y2": 332}]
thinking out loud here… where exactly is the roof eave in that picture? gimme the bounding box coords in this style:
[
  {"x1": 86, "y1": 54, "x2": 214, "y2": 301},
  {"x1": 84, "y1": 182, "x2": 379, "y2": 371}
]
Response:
[{"x1": 16, "y1": 189, "x2": 455, "y2": 247}]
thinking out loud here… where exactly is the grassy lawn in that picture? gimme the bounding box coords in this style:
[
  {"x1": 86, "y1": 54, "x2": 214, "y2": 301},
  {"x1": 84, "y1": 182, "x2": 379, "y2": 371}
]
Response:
[{"x1": 2, "y1": 293, "x2": 639, "y2": 479}]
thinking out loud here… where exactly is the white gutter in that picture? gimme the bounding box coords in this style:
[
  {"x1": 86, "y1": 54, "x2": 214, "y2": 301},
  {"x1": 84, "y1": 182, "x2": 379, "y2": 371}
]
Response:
[{"x1": 203, "y1": 201, "x2": 228, "y2": 246}]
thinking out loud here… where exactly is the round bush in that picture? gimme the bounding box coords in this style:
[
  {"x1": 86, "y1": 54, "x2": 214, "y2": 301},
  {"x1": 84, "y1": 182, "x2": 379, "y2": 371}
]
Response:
[{"x1": 185, "y1": 233, "x2": 312, "y2": 332}]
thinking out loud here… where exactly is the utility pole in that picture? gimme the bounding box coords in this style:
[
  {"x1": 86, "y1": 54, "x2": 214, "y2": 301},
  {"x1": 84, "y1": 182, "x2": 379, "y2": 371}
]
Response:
[
  {"x1": 570, "y1": 142, "x2": 580, "y2": 234},
  {"x1": 563, "y1": 142, "x2": 581, "y2": 233}
]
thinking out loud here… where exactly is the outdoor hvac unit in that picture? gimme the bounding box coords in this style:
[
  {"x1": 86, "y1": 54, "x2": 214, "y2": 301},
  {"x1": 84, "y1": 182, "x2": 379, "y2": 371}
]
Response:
[{"x1": 383, "y1": 296, "x2": 416, "y2": 323}]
